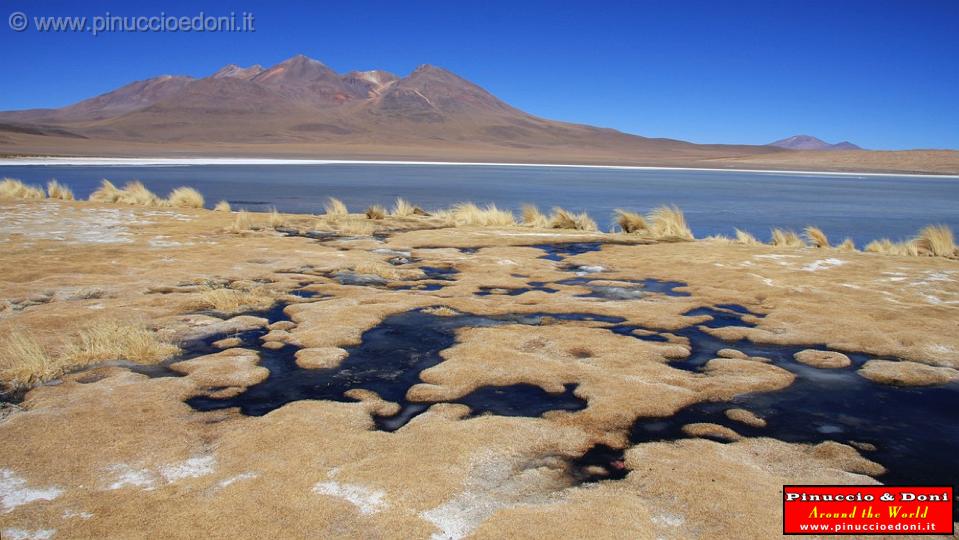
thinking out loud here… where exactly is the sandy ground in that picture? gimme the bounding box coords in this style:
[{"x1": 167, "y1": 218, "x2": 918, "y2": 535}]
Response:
[{"x1": 0, "y1": 199, "x2": 957, "y2": 538}]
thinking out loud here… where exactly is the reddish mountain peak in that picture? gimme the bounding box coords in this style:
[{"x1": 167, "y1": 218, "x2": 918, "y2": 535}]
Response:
[{"x1": 211, "y1": 64, "x2": 264, "y2": 80}]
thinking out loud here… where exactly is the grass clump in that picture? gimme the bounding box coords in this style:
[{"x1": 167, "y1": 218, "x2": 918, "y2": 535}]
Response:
[
  {"x1": 734, "y1": 228, "x2": 761, "y2": 245},
  {"x1": 167, "y1": 187, "x2": 205, "y2": 209},
  {"x1": 191, "y1": 285, "x2": 276, "y2": 314},
  {"x1": 116, "y1": 181, "x2": 162, "y2": 206},
  {"x1": 864, "y1": 238, "x2": 919, "y2": 256},
  {"x1": 549, "y1": 207, "x2": 598, "y2": 231},
  {"x1": 770, "y1": 228, "x2": 806, "y2": 248},
  {"x1": 63, "y1": 320, "x2": 180, "y2": 366},
  {"x1": 324, "y1": 197, "x2": 349, "y2": 218},
  {"x1": 837, "y1": 238, "x2": 857, "y2": 251},
  {"x1": 0, "y1": 333, "x2": 57, "y2": 388},
  {"x1": 1, "y1": 322, "x2": 179, "y2": 390},
  {"x1": 365, "y1": 204, "x2": 387, "y2": 220},
  {"x1": 613, "y1": 209, "x2": 648, "y2": 234},
  {"x1": 46, "y1": 180, "x2": 74, "y2": 200},
  {"x1": 392, "y1": 197, "x2": 417, "y2": 217},
  {"x1": 88, "y1": 179, "x2": 122, "y2": 203},
  {"x1": 446, "y1": 202, "x2": 516, "y2": 227},
  {"x1": 214, "y1": 200, "x2": 232, "y2": 212},
  {"x1": 804, "y1": 226, "x2": 830, "y2": 248},
  {"x1": 914, "y1": 225, "x2": 956, "y2": 257},
  {"x1": 229, "y1": 209, "x2": 252, "y2": 233},
  {"x1": 647, "y1": 205, "x2": 693, "y2": 240},
  {"x1": 521, "y1": 204, "x2": 550, "y2": 227},
  {"x1": 268, "y1": 207, "x2": 285, "y2": 229},
  {"x1": 0, "y1": 178, "x2": 45, "y2": 199}
]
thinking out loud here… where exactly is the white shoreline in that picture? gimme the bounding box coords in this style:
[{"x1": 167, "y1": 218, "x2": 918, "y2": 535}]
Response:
[{"x1": 0, "y1": 156, "x2": 956, "y2": 179}]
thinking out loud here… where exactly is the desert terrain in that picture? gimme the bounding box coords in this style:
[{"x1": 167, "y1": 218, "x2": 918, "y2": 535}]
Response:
[{"x1": 1, "y1": 182, "x2": 957, "y2": 538}]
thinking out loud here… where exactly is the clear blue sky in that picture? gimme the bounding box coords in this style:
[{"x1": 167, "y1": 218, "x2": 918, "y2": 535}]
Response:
[{"x1": 2, "y1": 0, "x2": 957, "y2": 149}]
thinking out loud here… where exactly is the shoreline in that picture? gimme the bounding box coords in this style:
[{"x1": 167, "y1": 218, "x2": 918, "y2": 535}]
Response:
[{"x1": 1, "y1": 156, "x2": 958, "y2": 179}]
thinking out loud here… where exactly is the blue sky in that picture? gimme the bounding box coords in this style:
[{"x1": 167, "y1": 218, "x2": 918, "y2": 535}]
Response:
[{"x1": 2, "y1": 0, "x2": 957, "y2": 149}]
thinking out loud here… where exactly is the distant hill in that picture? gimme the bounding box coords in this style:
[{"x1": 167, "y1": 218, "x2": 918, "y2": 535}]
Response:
[{"x1": 769, "y1": 135, "x2": 862, "y2": 151}]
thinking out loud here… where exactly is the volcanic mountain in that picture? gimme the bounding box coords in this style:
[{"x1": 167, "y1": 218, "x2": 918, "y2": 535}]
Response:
[
  {"x1": 769, "y1": 135, "x2": 862, "y2": 151},
  {"x1": 1, "y1": 55, "x2": 956, "y2": 174}
]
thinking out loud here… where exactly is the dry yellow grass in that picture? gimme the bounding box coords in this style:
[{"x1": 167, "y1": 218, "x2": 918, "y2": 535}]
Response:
[
  {"x1": 836, "y1": 238, "x2": 857, "y2": 251},
  {"x1": 521, "y1": 204, "x2": 550, "y2": 227},
  {"x1": 549, "y1": 207, "x2": 598, "y2": 231},
  {"x1": 167, "y1": 187, "x2": 205, "y2": 209},
  {"x1": 268, "y1": 207, "x2": 285, "y2": 229},
  {"x1": 613, "y1": 209, "x2": 647, "y2": 234},
  {"x1": 1, "y1": 321, "x2": 179, "y2": 389},
  {"x1": 391, "y1": 197, "x2": 418, "y2": 217},
  {"x1": 0, "y1": 178, "x2": 45, "y2": 199},
  {"x1": 770, "y1": 228, "x2": 806, "y2": 248},
  {"x1": 229, "y1": 209, "x2": 252, "y2": 233},
  {"x1": 915, "y1": 225, "x2": 956, "y2": 257},
  {"x1": 46, "y1": 180, "x2": 75, "y2": 200},
  {"x1": 328, "y1": 218, "x2": 377, "y2": 236},
  {"x1": 190, "y1": 285, "x2": 276, "y2": 314},
  {"x1": 365, "y1": 204, "x2": 387, "y2": 220},
  {"x1": 352, "y1": 262, "x2": 403, "y2": 280},
  {"x1": 445, "y1": 202, "x2": 516, "y2": 227},
  {"x1": 63, "y1": 320, "x2": 180, "y2": 366},
  {"x1": 734, "y1": 228, "x2": 761, "y2": 245},
  {"x1": 804, "y1": 226, "x2": 830, "y2": 248},
  {"x1": 115, "y1": 181, "x2": 162, "y2": 206},
  {"x1": 214, "y1": 200, "x2": 232, "y2": 212},
  {"x1": 0, "y1": 332, "x2": 58, "y2": 388},
  {"x1": 88, "y1": 179, "x2": 122, "y2": 202},
  {"x1": 324, "y1": 197, "x2": 349, "y2": 218},
  {"x1": 647, "y1": 205, "x2": 693, "y2": 240},
  {"x1": 864, "y1": 238, "x2": 920, "y2": 256},
  {"x1": 703, "y1": 234, "x2": 733, "y2": 243}
]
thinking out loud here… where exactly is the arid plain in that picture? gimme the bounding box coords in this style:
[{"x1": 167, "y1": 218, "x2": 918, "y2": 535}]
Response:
[{"x1": 1, "y1": 179, "x2": 957, "y2": 538}]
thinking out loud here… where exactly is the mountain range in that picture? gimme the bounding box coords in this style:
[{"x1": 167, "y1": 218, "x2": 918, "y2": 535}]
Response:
[
  {"x1": 769, "y1": 135, "x2": 862, "y2": 151},
  {"x1": 0, "y1": 55, "x2": 956, "y2": 174}
]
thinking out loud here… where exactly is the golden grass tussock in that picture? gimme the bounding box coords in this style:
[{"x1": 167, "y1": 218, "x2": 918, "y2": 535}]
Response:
[
  {"x1": 88, "y1": 179, "x2": 122, "y2": 202},
  {"x1": 770, "y1": 228, "x2": 806, "y2": 248},
  {"x1": 734, "y1": 228, "x2": 761, "y2": 245},
  {"x1": 352, "y1": 262, "x2": 403, "y2": 280},
  {"x1": 62, "y1": 320, "x2": 180, "y2": 366},
  {"x1": 647, "y1": 205, "x2": 693, "y2": 240},
  {"x1": 167, "y1": 186, "x2": 205, "y2": 209},
  {"x1": 213, "y1": 200, "x2": 232, "y2": 212},
  {"x1": 391, "y1": 197, "x2": 417, "y2": 217},
  {"x1": 229, "y1": 209, "x2": 252, "y2": 233},
  {"x1": 613, "y1": 209, "x2": 648, "y2": 234},
  {"x1": 1, "y1": 322, "x2": 179, "y2": 389},
  {"x1": 864, "y1": 238, "x2": 920, "y2": 256},
  {"x1": 365, "y1": 204, "x2": 387, "y2": 220},
  {"x1": 115, "y1": 181, "x2": 162, "y2": 206},
  {"x1": 324, "y1": 197, "x2": 349, "y2": 217},
  {"x1": 268, "y1": 207, "x2": 285, "y2": 229},
  {"x1": 521, "y1": 204, "x2": 550, "y2": 227},
  {"x1": 837, "y1": 238, "x2": 857, "y2": 251},
  {"x1": 549, "y1": 207, "x2": 598, "y2": 231},
  {"x1": 445, "y1": 202, "x2": 516, "y2": 227},
  {"x1": 914, "y1": 225, "x2": 956, "y2": 257},
  {"x1": 0, "y1": 333, "x2": 57, "y2": 388},
  {"x1": 703, "y1": 234, "x2": 733, "y2": 243},
  {"x1": 804, "y1": 226, "x2": 830, "y2": 248},
  {"x1": 332, "y1": 219, "x2": 377, "y2": 236},
  {"x1": 190, "y1": 285, "x2": 277, "y2": 314},
  {"x1": 46, "y1": 179, "x2": 75, "y2": 200},
  {"x1": 0, "y1": 178, "x2": 45, "y2": 199}
]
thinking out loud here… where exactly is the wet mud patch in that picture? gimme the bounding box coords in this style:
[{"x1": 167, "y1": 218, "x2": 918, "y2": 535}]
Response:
[
  {"x1": 187, "y1": 309, "x2": 617, "y2": 429},
  {"x1": 533, "y1": 242, "x2": 603, "y2": 261}
]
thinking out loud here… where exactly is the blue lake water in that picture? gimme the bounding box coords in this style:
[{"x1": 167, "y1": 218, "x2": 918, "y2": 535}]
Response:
[{"x1": 2, "y1": 163, "x2": 957, "y2": 245}]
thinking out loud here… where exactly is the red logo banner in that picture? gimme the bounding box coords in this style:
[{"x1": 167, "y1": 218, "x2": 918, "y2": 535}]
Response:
[{"x1": 783, "y1": 485, "x2": 954, "y2": 535}]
